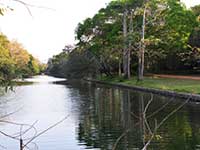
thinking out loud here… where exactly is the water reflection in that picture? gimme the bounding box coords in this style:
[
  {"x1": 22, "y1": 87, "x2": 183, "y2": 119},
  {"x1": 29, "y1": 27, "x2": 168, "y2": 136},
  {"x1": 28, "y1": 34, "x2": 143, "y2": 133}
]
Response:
[
  {"x1": 73, "y1": 81, "x2": 200, "y2": 150},
  {"x1": 24, "y1": 75, "x2": 66, "y2": 83},
  {"x1": 0, "y1": 76, "x2": 200, "y2": 150}
]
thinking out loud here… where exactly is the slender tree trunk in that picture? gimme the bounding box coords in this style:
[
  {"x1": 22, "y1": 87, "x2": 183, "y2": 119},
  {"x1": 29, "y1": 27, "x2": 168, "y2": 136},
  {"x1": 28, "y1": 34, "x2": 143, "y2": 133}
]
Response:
[
  {"x1": 128, "y1": 10, "x2": 133, "y2": 79},
  {"x1": 123, "y1": 8, "x2": 128, "y2": 78},
  {"x1": 138, "y1": 7, "x2": 146, "y2": 80},
  {"x1": 119, "y1": 57, "x2": 122, "y2": 76},
  {"x1": 20, "y1": 139, "x2": 23, "y2": 150}
]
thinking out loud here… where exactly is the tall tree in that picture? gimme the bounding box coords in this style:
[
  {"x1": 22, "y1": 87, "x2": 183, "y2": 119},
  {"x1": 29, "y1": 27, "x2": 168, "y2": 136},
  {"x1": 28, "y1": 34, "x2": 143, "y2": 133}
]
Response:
[
  {"x1": 69, "y1": 0, "x2": 199, "y2": 79},
  {"x1": 138, "y1": 4, "x2": 147, "y2": 80},
  {"x1": 0, "y1": 34, "x2": 15, "y2": 85},
  {"x1": 120, "y1": 0, "x2": 144, "y2": 79},
  {"x1": 121, "y1": 0, "x2": 130, "y2": 78}
]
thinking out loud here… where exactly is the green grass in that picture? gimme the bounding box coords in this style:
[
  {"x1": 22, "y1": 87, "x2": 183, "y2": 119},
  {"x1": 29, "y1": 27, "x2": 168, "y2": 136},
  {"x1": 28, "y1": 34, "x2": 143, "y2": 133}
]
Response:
[{"x1": 98, "y1": 76, "x2": 200, "y2": 94}]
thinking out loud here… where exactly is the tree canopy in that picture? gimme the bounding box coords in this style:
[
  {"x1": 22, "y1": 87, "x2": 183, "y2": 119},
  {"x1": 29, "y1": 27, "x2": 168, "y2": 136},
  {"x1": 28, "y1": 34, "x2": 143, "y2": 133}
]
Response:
[
  {"x1": 0, "y1": 33, "x2": 45, "y2": 86},
  {"x1": 48, "y1": 0, "x2": 200, "y2": 79}
]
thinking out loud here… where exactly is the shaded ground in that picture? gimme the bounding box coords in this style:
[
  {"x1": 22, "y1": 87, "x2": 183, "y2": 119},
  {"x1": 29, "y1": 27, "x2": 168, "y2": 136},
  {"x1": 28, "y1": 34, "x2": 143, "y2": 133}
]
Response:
[{"x1": 152, "y1": 74, "x2": 200, "y2": 81}]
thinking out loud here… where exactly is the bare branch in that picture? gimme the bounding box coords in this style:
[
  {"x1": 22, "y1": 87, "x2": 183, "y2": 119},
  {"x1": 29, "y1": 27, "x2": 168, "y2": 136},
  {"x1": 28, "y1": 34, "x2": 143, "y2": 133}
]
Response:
[
  {"x1": 112, "y1": 121, "x2": 141, "y2": 150},
  {"x1": 156, "y1": 97, "x2": 190, "y2": 130},
  {"x1": 130, "y1": 111, "x2": 140, "y2": 119},
  {"x1": 10, "y1": 0, "x2": 56, "y2": 17},
  {"x1": 20, "y1": 121, "x2": 38, "y2": 140},
  {"x1": 143, "y1": 94, "x2": 154, "y2": 136},
  {"x1": 0, "y1": 108, "x2": 22, "y2": 120},
  {"x1": 142, "y1": 96, "x2": 191, "y2": 150},
  {"x1": 112, "y1": 129, "x2": 130, "y2": 150},
  {"x1": 147, "y1": 98, "x2": 174, "y2": 119},
  {"x1": 12, "y1": 0, "x2": 33, "y2": 16},
  {"x1": 143, "y1": 94, "x2": 153, "y2": 115},
  {"x1": 12, "y1": 0, "x2": 55, "y2": 11},
  {"x1": 23, "y1": 116, "x2": 69, "y2": 148},
  {"x1": 13, "y1": 121, "x2": 38, "y2": 140},
  {"x1": 0, "y1": 130, "x2": 19, "y2": 140}
]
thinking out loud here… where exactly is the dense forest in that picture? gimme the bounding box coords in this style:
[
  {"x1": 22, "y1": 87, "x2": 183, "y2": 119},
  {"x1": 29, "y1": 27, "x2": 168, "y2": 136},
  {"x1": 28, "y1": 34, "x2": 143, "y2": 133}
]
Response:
[
  {"x1": 47, "y1": 0, "x2": 200, "y2": 80},
  {"x1": 0, "y1": 33, "x2": 46, "y2": 86}
]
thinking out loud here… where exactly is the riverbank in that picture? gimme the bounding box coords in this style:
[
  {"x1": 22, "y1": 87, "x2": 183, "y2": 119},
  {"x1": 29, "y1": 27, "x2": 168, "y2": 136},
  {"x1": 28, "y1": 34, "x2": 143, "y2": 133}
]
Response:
[{"x1": 85, "y1": 76, "x2": 200, "y2": 101}]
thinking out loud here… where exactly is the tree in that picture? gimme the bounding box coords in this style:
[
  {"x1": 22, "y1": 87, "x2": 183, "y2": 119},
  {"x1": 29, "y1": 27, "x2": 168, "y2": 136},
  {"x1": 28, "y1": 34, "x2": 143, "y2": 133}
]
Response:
[
  {"x1": 8, "y1": 40, "x2": 31, "y2": 77},
  {"x1": 189, "y1": 28, "x2": 200, "y2": 48},
  {"x1": 122, "y1": 0, "x2": 129, "y2": 78},
  {"x1": 46, "y1": 51, "x2": 69, "y2": 77},
  {"x1": 159, "y1": 0, "x2": 198, "y2": 70},
  {"x1": 189, "y1": 5, "x2": 200, "y2": 49},
  {"x1": 137, "y1": 0, "x2": 198, "y2": 74},
  {"x1": 48, "y1": 0, "x2": 200, "y2": 79},
  {"x1": 191, "y1": 4, "x2": 200, "y2": 20},
  {"x1": 119, "y1": 0, "x2": 144, "y2": 79},
  {"x1": 138, "y1": 4, "x2": 146, "y2": 80},
  {"x1": 0, "y1": 34, "x2": 15, "y2": 86},
  {"x1": 27, "y1": 55, "x2": 40, "y2": 75},
  {"x1": 137, "y1": 0, "x2": 167, "y2": 79},
  {"x1": 75, "y1": 1, "x2": 125, "y2": 76}
]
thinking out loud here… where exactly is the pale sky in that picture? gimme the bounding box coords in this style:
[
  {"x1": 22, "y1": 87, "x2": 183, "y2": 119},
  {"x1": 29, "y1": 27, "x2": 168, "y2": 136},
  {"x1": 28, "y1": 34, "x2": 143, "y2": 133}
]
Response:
[{"x1": 0, "y1": 0, "x2": 199, "y2": 62}]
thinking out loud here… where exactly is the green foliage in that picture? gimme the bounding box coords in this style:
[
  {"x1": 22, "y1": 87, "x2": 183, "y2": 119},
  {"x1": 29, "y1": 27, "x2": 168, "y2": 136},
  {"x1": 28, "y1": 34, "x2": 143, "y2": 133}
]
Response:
[
  {"x1": 75, "y1": 1, "x2": 126, "y2": 75},
  {"x1": 0, "y1": 33, "x2": 44, "y2": 86},
  {"x1": 189, "y1": 28, "x2": 200, "y2": 48},
  {"x1": 191, "y1": 4, "x2": 200, "y2": 18},
  {"x1": 74, "y1": 0, "x2": 199, "y2": 75},
  {"x1": 48, "y1": 0, "x2": 200, "y2": 79},
  {"x1": 26, "y1": 55, "x2": 40, "y2": 76},
  {"x1": 144, "y1": 0, "x2": 199, "y2": 71},
  {"x1": 47, "y1": 49, "x2": 100, "y2": 79},
  {"x1": 0, "y1": 34, "x2": 15, "y2": 85},
  {"x1": 63, "y1": 51, "x2": 99, "y2": 79},
  {"x1": 46, "y1": 51, "x2": 69, "y2": 77}
]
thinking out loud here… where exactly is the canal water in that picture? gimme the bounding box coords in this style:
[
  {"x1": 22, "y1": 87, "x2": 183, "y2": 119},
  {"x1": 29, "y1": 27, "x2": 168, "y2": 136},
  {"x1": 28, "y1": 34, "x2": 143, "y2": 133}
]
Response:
[{"x1": 0, "y1": 75, "x2": 200, "y2": 150}]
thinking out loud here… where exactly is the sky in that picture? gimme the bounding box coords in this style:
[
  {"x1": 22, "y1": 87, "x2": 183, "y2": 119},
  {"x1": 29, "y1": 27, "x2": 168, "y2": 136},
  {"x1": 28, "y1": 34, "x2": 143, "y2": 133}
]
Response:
[{"x1": 0, "y1": 0, "x2": 199, "y2": 63}]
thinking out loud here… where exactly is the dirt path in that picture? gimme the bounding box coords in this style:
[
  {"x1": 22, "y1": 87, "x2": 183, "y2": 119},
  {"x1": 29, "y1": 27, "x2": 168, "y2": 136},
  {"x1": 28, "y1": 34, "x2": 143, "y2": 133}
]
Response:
[{"x1": 152, "y1": 74, "x2": 200, "y2": 81}]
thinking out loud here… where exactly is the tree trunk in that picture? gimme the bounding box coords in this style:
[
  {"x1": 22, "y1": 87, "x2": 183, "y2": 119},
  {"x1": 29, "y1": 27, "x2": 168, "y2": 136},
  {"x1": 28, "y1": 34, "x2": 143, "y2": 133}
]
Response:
[
  {"x1": 119, "y1": 57, "x2": 122, "y2": 76},
  {"x1": 128, "y1": 10, "x2": 133, "y2": 79},
  {"x1": 20, "y1": 139, "x2": 23, "y2": 150},
  {"x1": 123, "y1": 8, "x2": 128, "y2": 79},
  {"x1": 138, "y1": 7, "x2": 146, "y2": 80}
]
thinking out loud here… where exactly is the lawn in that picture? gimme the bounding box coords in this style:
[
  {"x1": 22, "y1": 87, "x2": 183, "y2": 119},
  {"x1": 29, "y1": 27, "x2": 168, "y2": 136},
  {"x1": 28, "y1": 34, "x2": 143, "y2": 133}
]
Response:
[{"x1": 98, "y1": 76, "x2": 200, "y2": 94}]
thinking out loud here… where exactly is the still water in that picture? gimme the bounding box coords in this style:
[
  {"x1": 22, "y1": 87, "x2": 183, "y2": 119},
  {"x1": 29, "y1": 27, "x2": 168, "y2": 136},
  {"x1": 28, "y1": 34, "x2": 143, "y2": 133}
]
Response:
[{"x1": 0, "y1": 75, "x2": 200, "y2": 150}]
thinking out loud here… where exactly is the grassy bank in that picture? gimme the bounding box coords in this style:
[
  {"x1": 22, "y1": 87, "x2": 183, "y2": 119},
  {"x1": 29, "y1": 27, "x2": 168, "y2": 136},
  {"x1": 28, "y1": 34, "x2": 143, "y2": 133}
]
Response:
[{"x1": 98, "y1": 76, "x2": 200, "y2": 94}]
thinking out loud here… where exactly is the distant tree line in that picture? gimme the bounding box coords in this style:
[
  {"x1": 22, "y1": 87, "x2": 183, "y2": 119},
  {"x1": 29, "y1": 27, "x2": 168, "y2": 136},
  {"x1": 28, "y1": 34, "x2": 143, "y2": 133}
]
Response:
[
  {"x1": 0, "y1": 33, "x2": 46, "y2": 86},
  {"x1": 47, "y1": 0, "x2": 200, "y2": 80}
]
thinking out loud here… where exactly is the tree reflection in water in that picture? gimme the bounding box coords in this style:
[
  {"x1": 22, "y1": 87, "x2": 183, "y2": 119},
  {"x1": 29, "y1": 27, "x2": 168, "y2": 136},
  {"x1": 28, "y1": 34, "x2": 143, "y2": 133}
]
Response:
[{"x1": 68, "y1": 81, "x2": 200, "y2": 150}]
